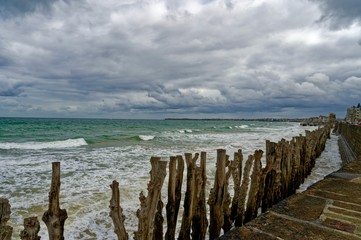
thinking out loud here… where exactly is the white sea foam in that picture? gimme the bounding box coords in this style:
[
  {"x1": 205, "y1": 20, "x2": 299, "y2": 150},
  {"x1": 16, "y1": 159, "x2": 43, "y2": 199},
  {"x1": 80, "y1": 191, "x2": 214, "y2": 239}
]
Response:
[
  {"x1": 235, "y1": 125, "x2": 249, "y2": 129},
  {"x1": 139, "y1": 135, "x2": 155, "y2": 141},
  {"x1": 0, "y1": 138, "x2": 87, "y2": 150},
  {"x1": 177, "y1": 129, "x2": 193, "y2": 133}
]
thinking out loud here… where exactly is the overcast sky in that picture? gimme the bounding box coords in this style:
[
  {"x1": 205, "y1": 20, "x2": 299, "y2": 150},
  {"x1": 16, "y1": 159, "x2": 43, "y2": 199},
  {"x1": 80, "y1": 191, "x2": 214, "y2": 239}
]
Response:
[{"x1": 0, "y1": 0, "x2": 360, "y2": 119}]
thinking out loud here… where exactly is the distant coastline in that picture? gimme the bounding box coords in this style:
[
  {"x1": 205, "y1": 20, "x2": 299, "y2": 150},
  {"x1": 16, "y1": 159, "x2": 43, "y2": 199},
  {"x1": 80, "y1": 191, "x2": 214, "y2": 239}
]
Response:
[{"x1": 164, "y1": 118, "x2": 305, "y2": 122}]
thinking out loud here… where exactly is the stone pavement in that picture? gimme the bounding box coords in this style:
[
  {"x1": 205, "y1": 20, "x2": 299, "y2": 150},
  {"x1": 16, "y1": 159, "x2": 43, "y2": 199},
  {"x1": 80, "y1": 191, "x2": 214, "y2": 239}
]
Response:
[{"x1": 218, "y1": 157, "x2": 361, "y2": 240}]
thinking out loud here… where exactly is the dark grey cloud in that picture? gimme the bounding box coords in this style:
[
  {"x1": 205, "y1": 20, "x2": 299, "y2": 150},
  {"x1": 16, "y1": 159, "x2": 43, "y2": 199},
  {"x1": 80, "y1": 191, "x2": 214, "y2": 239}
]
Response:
[
  {"x1": 0, "y1": 85, "x2": 23, "y2": 96},
  {"x1": 312, "y1": 0, "x2": 361, "y2": 29},
  {"x1": 0, "y1": 0, "x2": 59, "y2": 18},
  {"x1": 0, "y1": 55, "x2": 12, "y2": 66}
]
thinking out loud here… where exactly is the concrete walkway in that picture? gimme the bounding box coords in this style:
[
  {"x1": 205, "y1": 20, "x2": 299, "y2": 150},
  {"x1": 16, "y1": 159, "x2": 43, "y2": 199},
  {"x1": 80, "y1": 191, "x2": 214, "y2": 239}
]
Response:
[{"x1": 219, "y1": 157, "x2": 361, "y2": 240}]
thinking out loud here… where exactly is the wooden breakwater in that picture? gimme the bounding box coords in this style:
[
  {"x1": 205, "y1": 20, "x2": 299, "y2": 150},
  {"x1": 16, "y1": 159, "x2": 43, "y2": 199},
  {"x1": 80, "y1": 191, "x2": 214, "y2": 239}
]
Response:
[{"x1": 0, "y1": 126, "x2": 331, "y2": 240}]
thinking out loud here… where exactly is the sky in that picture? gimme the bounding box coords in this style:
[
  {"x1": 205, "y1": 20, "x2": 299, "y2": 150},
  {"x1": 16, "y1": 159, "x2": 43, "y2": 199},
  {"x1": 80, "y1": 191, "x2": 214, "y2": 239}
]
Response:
[{"x1": 0, "y1": 0, "x2": 360, "y2": 119}]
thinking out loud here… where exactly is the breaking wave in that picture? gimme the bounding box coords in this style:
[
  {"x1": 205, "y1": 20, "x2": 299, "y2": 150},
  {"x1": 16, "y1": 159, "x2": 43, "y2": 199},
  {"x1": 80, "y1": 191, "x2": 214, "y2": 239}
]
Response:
[
  {"x1": 138, "y1": 135, "x2": 155, "y2": 141},
  {"x1": 0, "y1": 138, "x2": 88, "y2": 150}
]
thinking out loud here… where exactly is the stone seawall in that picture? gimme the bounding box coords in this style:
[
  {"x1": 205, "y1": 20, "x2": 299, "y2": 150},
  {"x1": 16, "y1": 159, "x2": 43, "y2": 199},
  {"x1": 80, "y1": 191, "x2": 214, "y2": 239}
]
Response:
[{"x1": 338, "y1": 123, "x2": 361, "y2": 164}]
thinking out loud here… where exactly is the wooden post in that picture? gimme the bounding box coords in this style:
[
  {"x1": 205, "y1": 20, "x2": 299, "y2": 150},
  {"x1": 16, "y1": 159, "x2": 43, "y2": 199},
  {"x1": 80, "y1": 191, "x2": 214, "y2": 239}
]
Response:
[
  {"x1": 42, "y1": 162, "x2": 68, "y2": 240},
  {"x1": 273, "y1": 140, "x2": 283, "y2": 205},
  {"x1": 289, "y1": 137, "x2": 298, "y2": 195},
  {"x1": 261, "y1": 169, "x2": 276, "y2": 213},
  {"x1": 230, "y1": 150, "x2": 243, "y2": 221},
  {"x1": 0, "y1": 198, "x2": 12, "y2": 240},
  {"x1": 153, "y1": 199, "x2": 164, "y2": 240},
  {"x1": 234, "y1": 154, "x2": 253, "y2": 226},
  {"x1": 109, "y1": 180, "x2": 128, "y2": 240},
  {"x1": 20, "y1": 217, "x2": 40, "y2": 240},
  {"x1": 134, "y1": 157, "x2": 167, "y2": 240},
  {"x1": 222, "y1": 155, "x2": 233, "y2": 233},
  {"x1": 280, "y1": 140, "x2": 289, "y2": 200},
  {"x1": 208, "y1": 149, "x2": 227, "y2": 240},
  {"x1": 244, "y1": 150, "x2": 263, "y2": 223},
  {"x1": 178, "y1": 153, "x2": 199, "y2": 240},
  {"x1": 165, "y1": 156, "x2": 184, "y2": 240},
  {"x1": 191, "y1": 152, "x2": 208, "y2": 240},
  {"x1": 283, "y1": 140, "x2": 293, "y2": 198}
]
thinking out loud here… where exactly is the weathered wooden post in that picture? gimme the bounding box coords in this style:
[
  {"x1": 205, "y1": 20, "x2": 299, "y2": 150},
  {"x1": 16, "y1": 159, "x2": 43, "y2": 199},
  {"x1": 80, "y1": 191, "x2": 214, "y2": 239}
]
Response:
[
  {"x1": 273, "y1": 140, "x2": 284, "y2": 205},
  {"x1": 109, "y1": 180, "x2": 128, "y2": 240},
  {"x1": 191, "y1": 152, "x2": 208, "y2": 240},
  {"x1": 299, "y1": 135, "x2": 307, "y2": 185},
  {"x1": 293, "y1": 137, "x2": 301, "y2": 190},
  {"x1": 222, "y1": 155, "x2": 233, "y2": 233},
  {"x1": 282, "y1": 140, "x2": 293, "y2": 198},
  {"x1": 280, "y1": 139, "x2": 290, "y2": 200},
  {"x1": 165, "y1": 156, "x2": 184, "y2": 240},
  {"x1": 230, "y1": 150, "x2": 243, "y2": 222},
  {"x1": 153, "y1": 199, "x2": 164, "y2": 240},
  {"x1": 261, "y1": 141, "x2": 277, "y2": 213},
  {"x1": 134, "y1": 157, "x2": 167, "y2": 240},
  {"x1": 178, "y1": 153, "x2": 199, "y2": 240},
  {"x1": 244, "y1": 150, "x2": 263, "y2": 223},
  {"x1": 208, "y1": 149, "x2": 227, "y2": 239},
  {"x1": 0, "y1": 198, "x2": 12, "y2": 240},
  {"x1": 42, "y1": 162, "x2": 68, "y2": 240},
  {"x1": 234, "y1": 154, "x2": 253, "y2": 226},
  {"x1": 20, "y1": 217, "x2": 40, "y2": 240},
  {"x1": 304, "y1": 130, "x2": 314, "y2": 177},
  {"x1": 289, "y1": 137, "x2": 298, "y2": 195}
]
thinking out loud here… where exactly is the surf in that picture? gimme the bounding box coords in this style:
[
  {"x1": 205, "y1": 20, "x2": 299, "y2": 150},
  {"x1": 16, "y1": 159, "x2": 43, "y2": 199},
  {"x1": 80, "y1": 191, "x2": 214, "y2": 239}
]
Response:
[{"x1": 0, "y1": 138, "x2": 88, "y2": 150}]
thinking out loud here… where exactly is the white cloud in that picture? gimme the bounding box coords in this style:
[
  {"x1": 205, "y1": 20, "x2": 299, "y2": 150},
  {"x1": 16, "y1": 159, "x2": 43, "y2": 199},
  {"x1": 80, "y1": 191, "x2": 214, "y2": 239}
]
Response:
[{"x1": 305, "y1": 73, "x2": 330, "y2": 86}]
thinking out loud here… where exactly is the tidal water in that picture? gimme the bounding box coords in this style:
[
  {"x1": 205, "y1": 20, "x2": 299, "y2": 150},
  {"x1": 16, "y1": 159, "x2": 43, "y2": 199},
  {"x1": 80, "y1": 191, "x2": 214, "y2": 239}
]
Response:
[{"x1": 0, "y1": 118, "x2": 341, "y2": 239}]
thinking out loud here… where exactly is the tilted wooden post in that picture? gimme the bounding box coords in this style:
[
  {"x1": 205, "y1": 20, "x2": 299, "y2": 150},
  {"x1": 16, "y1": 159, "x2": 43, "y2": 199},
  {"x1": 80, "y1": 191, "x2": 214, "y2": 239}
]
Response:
[
  {"x1": 178, "y1": 153, "x2": 199, "y2": 240},
  {"x1": 42, "y1": 162, "x2": 68, "y2": 240},
  {"x1": 165, "y1": 156, "x2": 184, "y2": 240},
  {"x1": 134, "y1": 157, "x2": 167, "y2": 240},
  {"x1": 0, "y1": 198, "x2": 12, "y2": 240},
  {"x1": 234, "y1": 154, "x2": 253, "y2": 226},
  {"x1": 109, "y1": 180, "x2": 128, "y2": 240},
  {"x1": 20, "y1": 217, "x2": 40, "y2": 240},
  {"x1": 208, "y1": 149, "x2": 227, "y2": 240},
  {"x1": 244, "y1": 150, "x2": 263, "y2": 223}
]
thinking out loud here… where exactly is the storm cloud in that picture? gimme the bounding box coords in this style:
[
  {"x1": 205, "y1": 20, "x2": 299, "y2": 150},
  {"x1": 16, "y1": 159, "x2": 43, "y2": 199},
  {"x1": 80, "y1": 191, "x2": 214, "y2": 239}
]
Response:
[
  {"x1": 0, "y1": 0, "x2": 360, "y2": 118},
  {"x1": 312, "y1": 0, "x2": 361, "y2": 29}
]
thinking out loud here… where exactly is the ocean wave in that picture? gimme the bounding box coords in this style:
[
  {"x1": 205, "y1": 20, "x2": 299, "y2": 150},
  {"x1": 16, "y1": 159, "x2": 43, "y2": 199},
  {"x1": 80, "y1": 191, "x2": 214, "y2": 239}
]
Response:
[
  {"x1": 177, "y1": 129, "x2": 193, "y2": 133},
  {"x1": 138, "y1": 135, "x2": 155, "y2": 141},
  {"x1": 0, "y1": 138, "x2": 88, "y2": 150},
  {"x1": 235, "y1": 125, "x2": 249, "y2": 129}
]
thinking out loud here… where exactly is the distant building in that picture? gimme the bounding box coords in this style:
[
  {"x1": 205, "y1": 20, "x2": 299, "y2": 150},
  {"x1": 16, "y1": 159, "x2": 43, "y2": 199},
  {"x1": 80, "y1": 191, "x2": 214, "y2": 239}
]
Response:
[
  {"x1": 329, "y1": 113, "x2": 336, "y2": 124},
  {"x1": 345, "y1": 103, "x2": 361, "y2": 124},
  {"x1": 301, "y1": 113, "x2": 336, "y2": 126}
]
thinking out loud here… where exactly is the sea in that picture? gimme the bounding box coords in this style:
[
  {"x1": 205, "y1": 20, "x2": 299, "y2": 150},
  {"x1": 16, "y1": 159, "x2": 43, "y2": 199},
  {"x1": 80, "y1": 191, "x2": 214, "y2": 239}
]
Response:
[{"x1": 0, "y1": 118, "x2": 342, "y2": 239}]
